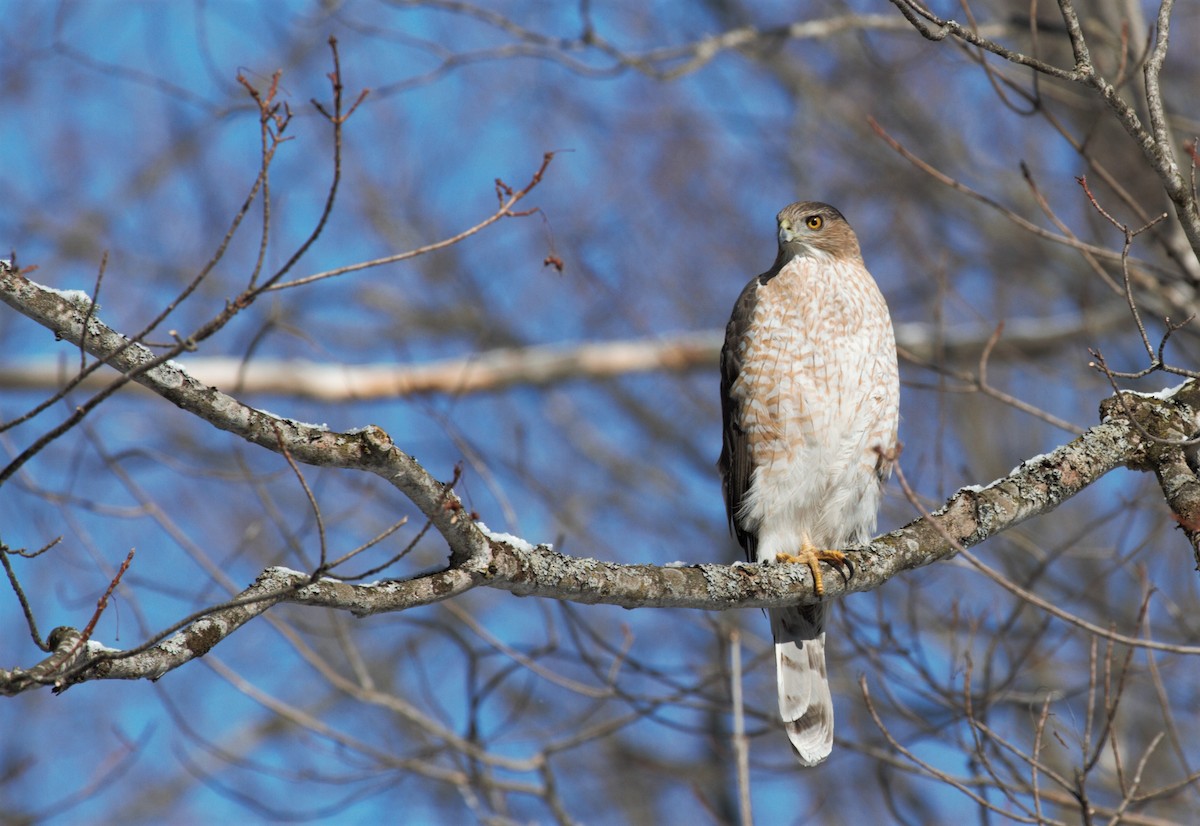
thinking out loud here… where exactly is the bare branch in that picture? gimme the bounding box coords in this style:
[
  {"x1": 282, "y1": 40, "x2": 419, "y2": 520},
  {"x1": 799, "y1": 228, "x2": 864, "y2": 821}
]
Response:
[
  {"x1": 887, "y1": 0, "x2": 1200, "y2": 261},
  {"x1": 266, "y1": 152, "x2": 556, "y2": 291},
  {"x1": 0, "y1": 316, "x2": 1130, "y2": 403},
  {"x1": 886, "y1": 0, "x2": 1081, "y2": 80}
]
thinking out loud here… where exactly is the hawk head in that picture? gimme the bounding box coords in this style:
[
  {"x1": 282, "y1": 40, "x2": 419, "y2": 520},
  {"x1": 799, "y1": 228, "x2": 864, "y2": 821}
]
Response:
[{"x1": 776, "y1": 201, "x2": 863, "y2": 263}]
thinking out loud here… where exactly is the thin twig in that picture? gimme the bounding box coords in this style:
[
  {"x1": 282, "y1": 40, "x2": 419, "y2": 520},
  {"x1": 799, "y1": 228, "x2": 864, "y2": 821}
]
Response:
[
  {"x1": 0, "y1": 538, "x2": 62, "y2": 651},
  {"x1": 267, "y1": 151, "x2": 556, "y2": 291},
  {"x1": 321, "y1": 517, "x2": 411, "y2": 574},
  {"x1": 48, "y1": 549, "x2": 136, "y2": 680},
  {"x1": 272, "y1": 421, "x2": 328, "y2": 571}
]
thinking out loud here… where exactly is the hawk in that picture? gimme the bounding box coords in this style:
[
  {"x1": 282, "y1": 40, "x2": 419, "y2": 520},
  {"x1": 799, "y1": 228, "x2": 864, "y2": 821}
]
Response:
[{"x1": 719, "y1": 201, "x2": 899, "y2": 765}]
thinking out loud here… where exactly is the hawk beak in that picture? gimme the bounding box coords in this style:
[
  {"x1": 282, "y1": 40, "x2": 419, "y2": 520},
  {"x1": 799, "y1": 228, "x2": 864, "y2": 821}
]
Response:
[{"x1": 778, "y1": 219, "x2": 795, "y2": 245}]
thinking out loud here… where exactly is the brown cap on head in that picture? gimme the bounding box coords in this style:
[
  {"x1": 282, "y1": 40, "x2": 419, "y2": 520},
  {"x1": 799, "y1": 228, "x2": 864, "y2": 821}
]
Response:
[{"x1": 776, "y1": 201, "x2": 862, "y2": 261}]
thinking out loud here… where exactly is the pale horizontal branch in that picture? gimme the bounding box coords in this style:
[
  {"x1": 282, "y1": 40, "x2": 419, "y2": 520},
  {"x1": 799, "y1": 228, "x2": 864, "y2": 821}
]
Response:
[
  {"x1": 164, "y1": 332, "x2": 716, "y2": 397},
  {"x1": 0, "y1": 312, "x2": 1123, "y2": 400}
]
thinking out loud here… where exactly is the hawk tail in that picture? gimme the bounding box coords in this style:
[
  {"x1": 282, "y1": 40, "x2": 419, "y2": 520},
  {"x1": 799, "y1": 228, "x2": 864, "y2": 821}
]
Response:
[{"x1": 771, "y1": 606, "x2": 834, "y2": 766}]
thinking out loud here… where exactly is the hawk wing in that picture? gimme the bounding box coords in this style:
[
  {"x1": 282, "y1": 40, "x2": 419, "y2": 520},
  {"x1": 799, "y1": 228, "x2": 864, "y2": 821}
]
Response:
[{"x1": 718, "y1": 267, "x2": 778, "y2": 562}]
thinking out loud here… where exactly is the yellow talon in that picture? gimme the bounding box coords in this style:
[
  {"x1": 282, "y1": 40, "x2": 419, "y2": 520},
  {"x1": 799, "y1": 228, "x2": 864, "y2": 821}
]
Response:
[{"x1": 775, "y1": 542, "x2": 853, "y2": 596}]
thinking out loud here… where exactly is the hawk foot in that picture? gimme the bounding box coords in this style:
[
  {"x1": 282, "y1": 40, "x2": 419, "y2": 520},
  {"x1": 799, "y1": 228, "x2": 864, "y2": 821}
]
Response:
[{"x1": 775, "y1": 543, "x2": 853, "y2": 596}]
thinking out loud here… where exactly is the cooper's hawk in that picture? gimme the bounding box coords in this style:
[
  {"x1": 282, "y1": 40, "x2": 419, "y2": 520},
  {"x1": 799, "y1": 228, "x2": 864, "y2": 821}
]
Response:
[{"x1": 719, "y1": 201, "x2": 899, "y2": 765}]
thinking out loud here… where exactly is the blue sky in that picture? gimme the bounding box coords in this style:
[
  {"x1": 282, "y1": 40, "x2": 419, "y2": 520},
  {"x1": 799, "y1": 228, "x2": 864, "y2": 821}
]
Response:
[{"x1": 2, "y1": 1, "x2": 1197, "y2": 823}]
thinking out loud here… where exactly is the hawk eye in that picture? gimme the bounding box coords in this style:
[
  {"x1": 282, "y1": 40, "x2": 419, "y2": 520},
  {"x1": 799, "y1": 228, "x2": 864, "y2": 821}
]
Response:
[{"x1": 805, "y1": 215, "x2": 824, "y2": 230}]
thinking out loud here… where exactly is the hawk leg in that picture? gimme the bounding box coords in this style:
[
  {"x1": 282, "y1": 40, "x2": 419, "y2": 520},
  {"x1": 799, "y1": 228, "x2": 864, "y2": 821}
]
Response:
[{"x1": 776, "y1": 542, "x2": 853, "y2": 596}]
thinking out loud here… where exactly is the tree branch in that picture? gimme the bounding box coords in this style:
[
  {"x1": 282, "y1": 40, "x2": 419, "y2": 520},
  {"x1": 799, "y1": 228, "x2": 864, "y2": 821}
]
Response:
[
  {"x1": 2, "y1": 263, "x2": 1198, "y2": 694},
  {"x1": 886, "y1": 0, "x2": 1200, "y2": 262},
  {"x1": 0, "y1": 317, "x2": 1126, "y2": 401}
]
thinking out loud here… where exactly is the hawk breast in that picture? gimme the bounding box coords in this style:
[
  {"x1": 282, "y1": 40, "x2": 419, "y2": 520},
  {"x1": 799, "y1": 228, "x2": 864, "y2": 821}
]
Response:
[{"x1": 726, "y1": 253, "x2": 899, "y2": 553}]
